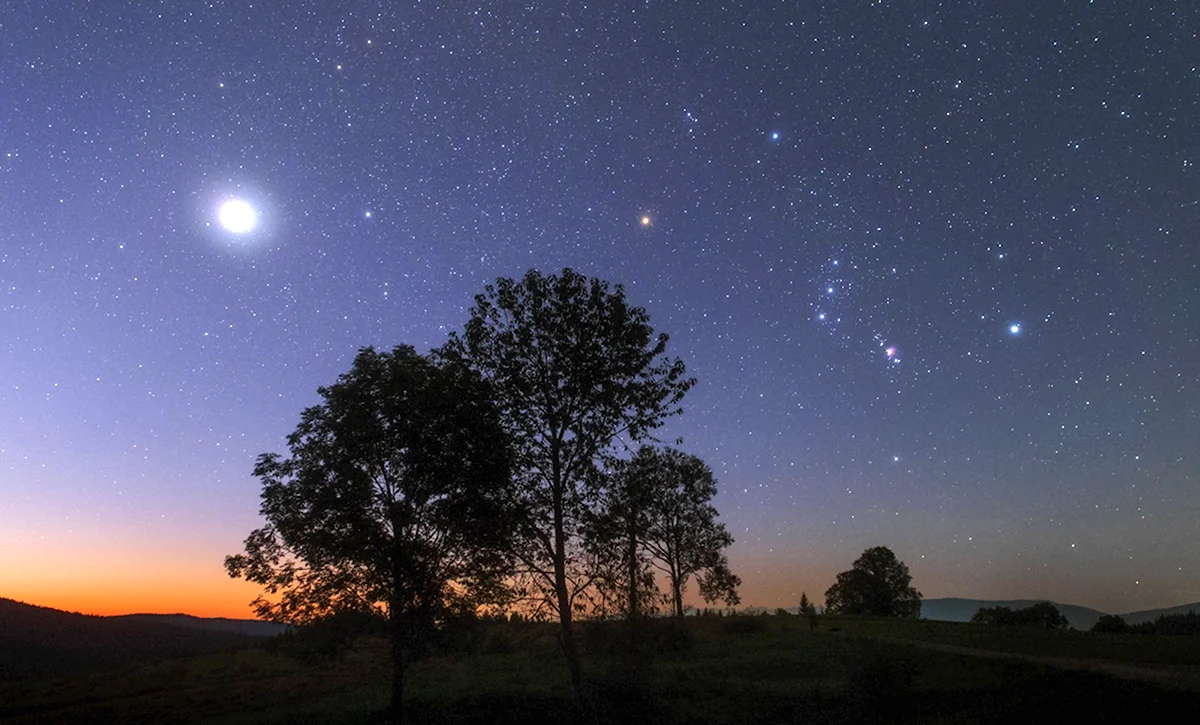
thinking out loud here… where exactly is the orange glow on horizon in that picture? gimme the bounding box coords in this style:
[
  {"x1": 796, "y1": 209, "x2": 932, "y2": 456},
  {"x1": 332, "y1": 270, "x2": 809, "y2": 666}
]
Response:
[{"x1": 5, "y1": 576, "x2": 265, "y2": 619}]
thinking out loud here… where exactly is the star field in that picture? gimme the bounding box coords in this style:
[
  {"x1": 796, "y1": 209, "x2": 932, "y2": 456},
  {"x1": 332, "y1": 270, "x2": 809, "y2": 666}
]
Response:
[{"x1": 0, "y1": 1, "x2": 1197, "y2": 616}]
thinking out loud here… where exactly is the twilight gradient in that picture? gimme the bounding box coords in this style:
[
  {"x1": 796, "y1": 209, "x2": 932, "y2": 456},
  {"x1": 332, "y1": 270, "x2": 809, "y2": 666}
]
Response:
[{"x1": 1, "y1": 2, "x2": 1196, "y2": 617}]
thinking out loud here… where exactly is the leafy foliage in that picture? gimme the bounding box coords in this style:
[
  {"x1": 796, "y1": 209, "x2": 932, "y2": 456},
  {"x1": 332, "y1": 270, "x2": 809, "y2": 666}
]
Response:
[
  {"x1": 224, "y1": 345, "x2": 516, "y2": 715},
  {"x1": 824, "y1": 546, "x2": 922, "y2": 618},
  {"x1": 970, "y1": 602, "x2": 1069, "y2": 629},
  {"x1": 1091, "y1": 614, "x2": 1129, "y2": 633},
  {"x1": 447, "y1": 268, "x2": 695, "y2": 687},
  {"x1": 587, "y1": 447, "x2": 740, "y2": 620}
]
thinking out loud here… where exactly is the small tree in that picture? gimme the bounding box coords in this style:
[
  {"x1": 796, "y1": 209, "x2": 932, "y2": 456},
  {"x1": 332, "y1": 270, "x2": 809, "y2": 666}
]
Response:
[
  {"x1": 800, "y1": 592, "x2": 818, "y2": 629},
  {"x1": 970, "y1": 606, "x2": 1016, "y2": 625},
  {"x1": 598, "y1": 447, "x2": 740, "y2": 619},
  {"x1": 824, "y1": 546, "x2": 921, "y2": 617},
  {"x1": 224, "y1": 346, "x2": 515, "y2": 724},
  {"x1": 1092, "y1": 614, "x2": 1129, "y2": 633},
  {"x1": 584, "y1": 457, "x2": 664, "y2": 625}
]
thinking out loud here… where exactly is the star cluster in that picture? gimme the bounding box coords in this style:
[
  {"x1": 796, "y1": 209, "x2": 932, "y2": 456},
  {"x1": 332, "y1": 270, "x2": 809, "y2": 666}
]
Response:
[{"x1": 0, "y1": 1, "x2": 1196, "y2": 616}]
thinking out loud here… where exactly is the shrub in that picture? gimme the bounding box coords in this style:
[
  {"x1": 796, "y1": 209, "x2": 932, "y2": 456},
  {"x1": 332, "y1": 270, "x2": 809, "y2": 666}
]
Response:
[
  {"x1": 270, "y1": 609, "x2": 386, "y2": 663},
  {"x1": 971, "y1": 602, "x2": 1069, "y2": 629},
  {"x1": 1091, "y1": 615, "x2": 1129, "y2": 633}
]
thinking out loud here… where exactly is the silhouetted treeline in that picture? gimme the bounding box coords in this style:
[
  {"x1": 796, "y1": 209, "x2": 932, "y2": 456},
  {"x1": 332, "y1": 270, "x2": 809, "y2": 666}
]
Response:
[
  {"x1": 970, "y1": 602, "x2": 1069, "y2": 629},
  {"x1": 1091, "y1": 611, "x2": 1200, "y2": 635}
]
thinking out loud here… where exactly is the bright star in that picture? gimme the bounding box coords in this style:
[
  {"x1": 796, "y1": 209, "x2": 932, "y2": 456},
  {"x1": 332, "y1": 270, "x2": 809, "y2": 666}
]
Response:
[
  {"x1": 640, "y1": 215, "x2": 652, "y2": 227},
  {"x1": 1009, "y1": 323, "x2": 1022, "y2": 335},
  {"x1": 770, "y1": 131, "x2": 780, "y2": 141},
  {"x1": 218, "y1": 199, "x2": 257, "y2": 234}
]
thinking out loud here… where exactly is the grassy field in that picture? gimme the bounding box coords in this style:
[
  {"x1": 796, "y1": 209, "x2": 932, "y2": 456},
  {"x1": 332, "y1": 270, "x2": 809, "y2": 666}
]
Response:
[
  {"x1": 2, "y1": 615, "x2": 1198, "y2": 724},
  {"x1": 825, "y1": 615, "x2": 1200, "y2": 669}
]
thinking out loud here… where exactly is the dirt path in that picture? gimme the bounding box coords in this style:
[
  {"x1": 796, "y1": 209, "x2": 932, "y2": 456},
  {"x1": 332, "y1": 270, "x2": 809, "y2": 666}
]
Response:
[{"x1": 888, "y1": 637, "x2": 1200, "y2": 690}]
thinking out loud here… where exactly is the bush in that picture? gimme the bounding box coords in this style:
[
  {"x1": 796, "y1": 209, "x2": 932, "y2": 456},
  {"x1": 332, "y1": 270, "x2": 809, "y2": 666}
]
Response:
[
  {"x1": 971, "y1": 602, "x2": 1069, "y2": 629},
  {"x1": 268, "y1": 609, "x2": 386, "y2": 663},
  {"x1": 1091, "y1": 614, "x2": 1129, "y2": 633}
]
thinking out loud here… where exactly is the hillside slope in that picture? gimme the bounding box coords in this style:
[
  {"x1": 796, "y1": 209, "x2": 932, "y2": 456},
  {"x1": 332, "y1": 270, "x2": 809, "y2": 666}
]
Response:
[
  {"x1": 921, "y1": 598, "x2": 1108, "y2": 630},
  {"x1": 0, "y1": 598, "x2": 265, "y2": 681}
]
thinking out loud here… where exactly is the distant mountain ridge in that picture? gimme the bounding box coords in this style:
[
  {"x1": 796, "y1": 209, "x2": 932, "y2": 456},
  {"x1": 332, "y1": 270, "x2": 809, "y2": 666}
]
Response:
[
  {"x1": 0, "y1": 597, "x2": 283, "y2": 681},
  {"x1": 920, "y1": 598, "x2": 1200, "y2": 630}
]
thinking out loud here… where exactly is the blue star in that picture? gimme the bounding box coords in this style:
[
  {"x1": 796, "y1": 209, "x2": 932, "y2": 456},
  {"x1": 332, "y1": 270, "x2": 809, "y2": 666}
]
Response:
[
  {"x1": 769, "y1": 131, "x2": 780, "y2": 142},
  {"x1": 1009, "y1": 323, "x2": 1021, "y2": 335}
]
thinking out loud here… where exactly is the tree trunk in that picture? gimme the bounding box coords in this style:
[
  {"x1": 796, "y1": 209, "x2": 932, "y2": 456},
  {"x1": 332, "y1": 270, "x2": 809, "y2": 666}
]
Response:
[
  {"x1": 389, "y1": 607, "x2": 407, "y2": 725},
  {"x1": 554, "y1": 549, "x2": 582, "y2": 690},
  {"x1": 628, "y1": 499, "x2": 638, "y2": 624},
  {"x1": 551, "y1": 461, "x2": 582, "y2": 691},
  {"x1": 389, "y1": 509, "x2": 408, "y2": 725},
  {"x1": 627, "y1": 514, "x2": 639, "y2": 624},
  {"x1": 673, "y1": 580, "x2": 684, "y2": 619}
]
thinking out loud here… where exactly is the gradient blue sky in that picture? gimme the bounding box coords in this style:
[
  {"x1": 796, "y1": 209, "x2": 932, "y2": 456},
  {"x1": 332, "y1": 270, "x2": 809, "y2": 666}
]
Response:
[{"x1": 1, "y1": 1, "x2": 1196, "y2": 617}]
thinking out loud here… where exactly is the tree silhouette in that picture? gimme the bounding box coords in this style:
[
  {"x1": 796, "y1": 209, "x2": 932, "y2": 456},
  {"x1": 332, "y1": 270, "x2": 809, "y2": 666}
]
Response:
[
  {"x1": 584, "y1": 454, "x2": 665, "y2": 624},
  {"x1": 800, "y1": 592, "x2": 818, "y2": 629},
  {"x1": 446, "y1": 268, "x2": 694, "y2": 690},
  {"x1": 224, "y1": 346, "x2": 515, "y2": 724},
  {"x1": 587, "y1": 446, "x2": 740, "y2": 621},
  {"x1": 971, "y1": 602, "x2": 1069, "y2": 629},
  {"x1": 824, "y1": 546, "x2": 921, "y2": 617},
  {"x1": 1091, "y1": 614, "x2": 1129, "y2": 633},
  {"x1": 635, "y1": 448, "x2": 740, "y2": 618}
]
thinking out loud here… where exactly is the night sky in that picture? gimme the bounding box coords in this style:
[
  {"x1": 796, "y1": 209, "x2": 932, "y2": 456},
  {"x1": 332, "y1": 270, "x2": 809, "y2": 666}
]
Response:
[{"x1": 2, "y1": 2, "x2": 1197, "y2": 618}]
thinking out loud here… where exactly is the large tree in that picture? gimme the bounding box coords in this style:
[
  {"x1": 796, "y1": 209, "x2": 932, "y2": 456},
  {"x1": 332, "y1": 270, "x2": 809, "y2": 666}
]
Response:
[
  {"x1": 446, "y1": 268, "x2": 694, "y2": 689},
  {"x1": 824, "y1": 546, "x2": 922, "y2": 617},
  {"x1": 224, "y1": 346, "x2": 514, "y2": 723},
  {"x1": 595, "y1": 446, "x2": 740, "y2": 619}
]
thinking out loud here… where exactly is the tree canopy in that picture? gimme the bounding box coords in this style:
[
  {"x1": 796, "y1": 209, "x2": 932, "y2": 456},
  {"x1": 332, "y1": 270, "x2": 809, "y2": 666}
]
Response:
[
  {"x1": 446, "y1": 268, "x2": 695, "y2": 688},
  {"x1": 971, "y1": 602, "x2": 1069, "y2": 629},
  {"x1": 587, "y1": 446, "x2": 741, "y2": 620},
  {"x1": 823, "y1": 546, "x2": 921, "y2": 617},
  {"x1": 224, "y1": 345, "x2": 515, "y2": 720},
  {"x1": 1091, "y1": 614, "x2": 1129, "y2": 633}
]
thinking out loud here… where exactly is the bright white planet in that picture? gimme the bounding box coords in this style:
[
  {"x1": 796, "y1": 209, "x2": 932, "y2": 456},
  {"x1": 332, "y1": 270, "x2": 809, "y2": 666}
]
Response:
[{"x1": 218, "y1": 199, "x2": 257, "y2": 233}]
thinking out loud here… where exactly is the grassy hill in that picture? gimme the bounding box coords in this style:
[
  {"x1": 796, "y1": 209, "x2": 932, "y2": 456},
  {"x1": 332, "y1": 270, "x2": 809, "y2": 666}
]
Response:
[
  {"x1": 0, "y1": 598, "x2": 269, "y2": 681},
  {"x1": 2, "y1": 614, "x2": 1198, "y2": 723},
  {"x1": 920, "y1": 598, "x2": 1108, "y2": 629}
]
